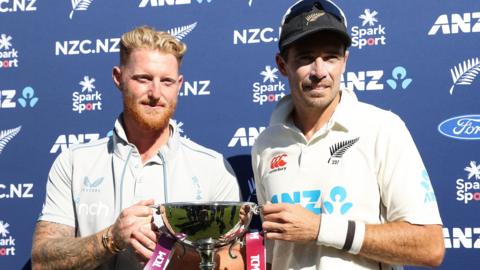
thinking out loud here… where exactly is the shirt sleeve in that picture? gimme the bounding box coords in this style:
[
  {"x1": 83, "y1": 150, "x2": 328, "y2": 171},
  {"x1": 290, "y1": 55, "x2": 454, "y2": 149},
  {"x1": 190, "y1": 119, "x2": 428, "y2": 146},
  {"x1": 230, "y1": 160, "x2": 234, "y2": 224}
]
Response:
[
  {"x1": 376, "y1": 113, "x2": 442, "y2": 225},
  {"x1": 38, "y1": 149, "x2": 76, "y2": 227}
]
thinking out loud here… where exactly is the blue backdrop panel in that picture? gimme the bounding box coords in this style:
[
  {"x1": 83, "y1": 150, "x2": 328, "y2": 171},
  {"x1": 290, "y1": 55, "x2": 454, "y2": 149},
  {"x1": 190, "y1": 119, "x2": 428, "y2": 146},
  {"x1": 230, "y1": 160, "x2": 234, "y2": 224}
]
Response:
[{"x1": 1, "y1": 1, "x2": 479, "y2": 269}]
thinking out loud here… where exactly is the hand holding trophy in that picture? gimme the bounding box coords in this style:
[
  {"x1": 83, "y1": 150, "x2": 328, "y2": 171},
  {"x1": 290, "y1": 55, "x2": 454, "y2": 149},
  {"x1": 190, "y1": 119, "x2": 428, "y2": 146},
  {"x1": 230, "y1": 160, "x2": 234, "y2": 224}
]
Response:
[{"x1": 144, "y1": 202, "x2": 263, "y2": 270}]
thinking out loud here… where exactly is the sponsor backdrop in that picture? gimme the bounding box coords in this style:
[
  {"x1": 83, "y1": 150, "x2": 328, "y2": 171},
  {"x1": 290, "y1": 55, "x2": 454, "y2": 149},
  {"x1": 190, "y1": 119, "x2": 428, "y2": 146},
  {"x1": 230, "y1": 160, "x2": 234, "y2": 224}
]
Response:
[{"x1": 1, "y1": 0, "x2": 479, "y2": 269}]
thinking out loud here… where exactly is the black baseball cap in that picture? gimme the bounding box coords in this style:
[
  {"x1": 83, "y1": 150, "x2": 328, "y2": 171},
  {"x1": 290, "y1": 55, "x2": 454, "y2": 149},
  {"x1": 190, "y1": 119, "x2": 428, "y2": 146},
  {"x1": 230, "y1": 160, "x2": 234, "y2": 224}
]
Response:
[{"x1": 279, "y1": 0, "x2": 351, "y2": 51}]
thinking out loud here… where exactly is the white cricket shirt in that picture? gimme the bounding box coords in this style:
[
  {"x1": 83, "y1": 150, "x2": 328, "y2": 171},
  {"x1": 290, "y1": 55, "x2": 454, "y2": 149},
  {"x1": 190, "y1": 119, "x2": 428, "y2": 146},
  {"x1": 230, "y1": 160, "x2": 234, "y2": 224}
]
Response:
[
  {"x1": 39, "y1": 117, "x2": 241, "y2": 270},
  {"x1": 252, "y1": 90, "x2": 442, "y2": 270}
]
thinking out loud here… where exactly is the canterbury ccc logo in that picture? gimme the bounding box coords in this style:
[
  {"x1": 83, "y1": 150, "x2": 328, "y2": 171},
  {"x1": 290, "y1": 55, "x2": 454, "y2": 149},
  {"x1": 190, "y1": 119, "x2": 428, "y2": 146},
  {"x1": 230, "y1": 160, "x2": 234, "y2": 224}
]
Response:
[{"x1": 270, "y1": 154, "x2": 287, "y2": 169}]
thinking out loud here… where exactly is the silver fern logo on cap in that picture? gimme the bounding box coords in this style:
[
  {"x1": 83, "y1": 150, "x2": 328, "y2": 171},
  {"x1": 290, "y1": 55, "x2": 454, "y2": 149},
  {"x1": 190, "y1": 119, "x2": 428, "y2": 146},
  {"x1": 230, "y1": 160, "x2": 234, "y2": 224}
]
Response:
[
  {"x1": 306, "y1": 11, "x2": 325, "y2": 25},
  {"x1": 449, "y1": 57, "x2": 480, "y2": 95}
]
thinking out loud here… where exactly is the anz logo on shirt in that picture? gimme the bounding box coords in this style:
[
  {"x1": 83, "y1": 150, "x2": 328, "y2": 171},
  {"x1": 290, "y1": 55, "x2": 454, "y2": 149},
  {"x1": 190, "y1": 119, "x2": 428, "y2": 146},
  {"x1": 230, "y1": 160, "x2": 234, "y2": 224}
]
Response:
[{"x1": 270, "y1": 186, "x2": 353, "y2": 215}]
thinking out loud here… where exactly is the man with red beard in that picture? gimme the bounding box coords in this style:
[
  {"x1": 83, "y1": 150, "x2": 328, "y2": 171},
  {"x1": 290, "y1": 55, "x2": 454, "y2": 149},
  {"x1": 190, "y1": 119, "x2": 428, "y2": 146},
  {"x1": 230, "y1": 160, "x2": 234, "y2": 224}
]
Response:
[{"x1": 32, "y1": 26, "x2": 242, "y2": 270}]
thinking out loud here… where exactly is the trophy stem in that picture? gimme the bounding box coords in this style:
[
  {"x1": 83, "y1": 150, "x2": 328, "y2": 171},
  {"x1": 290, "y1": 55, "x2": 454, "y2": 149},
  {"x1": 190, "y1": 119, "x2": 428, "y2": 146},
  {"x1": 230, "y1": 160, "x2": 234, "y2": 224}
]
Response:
[{"x1": 197, "y1": 248, "x2": 216, "y2": 270}]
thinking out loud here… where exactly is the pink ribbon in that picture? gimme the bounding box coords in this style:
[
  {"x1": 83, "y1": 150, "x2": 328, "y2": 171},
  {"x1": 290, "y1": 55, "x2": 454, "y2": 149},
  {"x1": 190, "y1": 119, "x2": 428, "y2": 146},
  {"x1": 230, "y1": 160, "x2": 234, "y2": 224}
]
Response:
[
  {"x1": 143, "y1": 234, "x2": 176, "y2": 270},
  {"x1": 246, "y1": 231, "x2": 266, "y2": 270}
]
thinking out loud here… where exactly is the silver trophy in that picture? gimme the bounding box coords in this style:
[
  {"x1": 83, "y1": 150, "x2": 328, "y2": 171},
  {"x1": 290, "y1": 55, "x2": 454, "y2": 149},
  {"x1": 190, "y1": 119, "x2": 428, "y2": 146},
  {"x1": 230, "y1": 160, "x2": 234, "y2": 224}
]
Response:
[{"x1": 157, "y1": 201, "x2": 259, "y2": 270}]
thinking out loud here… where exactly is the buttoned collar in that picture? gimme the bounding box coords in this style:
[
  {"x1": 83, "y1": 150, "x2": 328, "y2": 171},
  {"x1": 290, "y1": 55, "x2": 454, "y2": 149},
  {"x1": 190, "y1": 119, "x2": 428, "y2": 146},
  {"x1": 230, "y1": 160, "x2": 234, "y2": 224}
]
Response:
[
  {"x1": 269, "y1": 88, "x2": 359, "y2": 135},
  {"x1": 112, "y1": 115, "x2": 181, "y2": 162}
]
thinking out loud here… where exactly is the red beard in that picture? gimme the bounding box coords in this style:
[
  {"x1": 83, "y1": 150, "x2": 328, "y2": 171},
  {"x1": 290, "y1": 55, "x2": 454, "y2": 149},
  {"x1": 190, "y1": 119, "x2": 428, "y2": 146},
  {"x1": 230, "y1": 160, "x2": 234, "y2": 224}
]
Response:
[{"x1": 122, "y1": 91, "x2": 176, "y2": 131}]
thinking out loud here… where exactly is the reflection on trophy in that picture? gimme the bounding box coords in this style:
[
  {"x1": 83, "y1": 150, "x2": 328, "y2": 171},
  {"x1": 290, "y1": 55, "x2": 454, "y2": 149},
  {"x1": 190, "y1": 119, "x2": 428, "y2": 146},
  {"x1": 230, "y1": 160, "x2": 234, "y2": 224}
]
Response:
[{"x1": 157, "y1": 202, "x2": 259, "y2": 270}]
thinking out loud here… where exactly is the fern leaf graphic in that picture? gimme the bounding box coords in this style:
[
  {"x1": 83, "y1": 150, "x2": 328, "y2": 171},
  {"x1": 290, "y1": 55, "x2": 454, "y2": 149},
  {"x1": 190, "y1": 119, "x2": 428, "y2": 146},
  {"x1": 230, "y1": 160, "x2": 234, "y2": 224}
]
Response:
[
  {"x1": 168, "y1": 22, "x2": 198, "y2": 41},
  {"x1": 69, "y1": 0, "x2": 93, "y2": 19},
  {"x1": 328, "y1": 137, "x2": 360, "y2": 163},
  {"x1": 449, "y1": 57, "x2": 480, "y2": 95},
  {"x1": 0, "y1": 126, "x2": 22, "y2": 155}
]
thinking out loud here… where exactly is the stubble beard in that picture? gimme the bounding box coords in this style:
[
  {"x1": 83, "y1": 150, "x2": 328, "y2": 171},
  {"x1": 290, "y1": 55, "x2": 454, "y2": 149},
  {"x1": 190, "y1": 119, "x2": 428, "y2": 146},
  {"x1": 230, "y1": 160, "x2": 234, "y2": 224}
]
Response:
[
  {"x1": 123, "y1": 92, "x2": 176, "y2": 131},
  {"x1": 297, "y1": 77, "x2": 337, "y2": 109}
]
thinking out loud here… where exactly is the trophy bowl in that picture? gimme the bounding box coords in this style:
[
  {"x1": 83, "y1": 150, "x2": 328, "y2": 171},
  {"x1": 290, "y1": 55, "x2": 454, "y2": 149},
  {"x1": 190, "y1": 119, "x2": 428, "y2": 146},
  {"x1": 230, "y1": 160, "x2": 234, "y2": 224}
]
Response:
[{"x1": 158, "y1": 201, "x2": 258, "y2": 270}]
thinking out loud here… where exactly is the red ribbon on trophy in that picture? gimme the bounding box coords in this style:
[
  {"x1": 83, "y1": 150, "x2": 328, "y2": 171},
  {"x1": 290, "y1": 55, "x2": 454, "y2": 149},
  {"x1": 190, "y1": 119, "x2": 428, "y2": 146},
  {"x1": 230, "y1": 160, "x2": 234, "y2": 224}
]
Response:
[{"x1": 246, "y1": 231, "x2": 266, "y2": 270}]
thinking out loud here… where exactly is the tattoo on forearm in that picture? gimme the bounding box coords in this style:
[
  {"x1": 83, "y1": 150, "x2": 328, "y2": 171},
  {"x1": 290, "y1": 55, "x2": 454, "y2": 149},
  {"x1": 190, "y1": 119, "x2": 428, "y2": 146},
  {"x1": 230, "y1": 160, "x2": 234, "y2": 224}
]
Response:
[{"x1": 32, "y1": 221, "x2": 111, "y2": 270}]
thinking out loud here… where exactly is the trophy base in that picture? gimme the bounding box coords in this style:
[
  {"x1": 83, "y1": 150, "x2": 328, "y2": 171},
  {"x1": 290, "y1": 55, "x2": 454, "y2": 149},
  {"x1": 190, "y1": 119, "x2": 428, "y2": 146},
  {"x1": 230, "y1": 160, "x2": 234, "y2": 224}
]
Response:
[{"x1": 198, "y1": 248, "x2": 215, "y2": 270}]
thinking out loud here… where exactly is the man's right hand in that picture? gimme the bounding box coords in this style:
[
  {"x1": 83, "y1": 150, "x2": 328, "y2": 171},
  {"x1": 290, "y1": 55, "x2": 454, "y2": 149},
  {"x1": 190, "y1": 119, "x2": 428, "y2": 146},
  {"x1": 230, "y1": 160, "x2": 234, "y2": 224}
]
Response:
[{"x1": 110, "y1": 199, "x2": 157, "y2": 262}]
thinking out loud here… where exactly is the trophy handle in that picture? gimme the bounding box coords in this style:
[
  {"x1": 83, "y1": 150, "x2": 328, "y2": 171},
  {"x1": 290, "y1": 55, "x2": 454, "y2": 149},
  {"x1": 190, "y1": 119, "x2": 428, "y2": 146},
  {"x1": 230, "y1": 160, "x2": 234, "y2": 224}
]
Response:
[
  {"x1": 252, "y1": 204, "x2": 261, "y2": 215},
  {"x1": 228, "y1": 241, "x2": 239, "y2": 259}
]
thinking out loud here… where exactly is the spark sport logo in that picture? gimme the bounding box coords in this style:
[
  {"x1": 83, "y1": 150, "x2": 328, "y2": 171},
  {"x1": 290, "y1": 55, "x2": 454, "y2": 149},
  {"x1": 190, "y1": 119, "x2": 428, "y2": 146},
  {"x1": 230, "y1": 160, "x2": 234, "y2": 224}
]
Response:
[
  {"x1": 455, "y1": 161, "x2": 480, "y2": 204},
  {"x1": 138, "y1": 0, "x2": 213, "y2": 8},
  {"x1": 72, "y1": 76, "x2": 103, "y2": 114},
  {"x1": 0, "y1": 34, "x2": 19, "y2": 69},
  {"x1": 350, "y1": 8, "x2": 387, "y2": 49},
  {"x1": 0, "y1": 220, "x2": 16, "y2": 256},
  {"x1": 252, "y1": 65, "x2": 286, "y2": 105}
]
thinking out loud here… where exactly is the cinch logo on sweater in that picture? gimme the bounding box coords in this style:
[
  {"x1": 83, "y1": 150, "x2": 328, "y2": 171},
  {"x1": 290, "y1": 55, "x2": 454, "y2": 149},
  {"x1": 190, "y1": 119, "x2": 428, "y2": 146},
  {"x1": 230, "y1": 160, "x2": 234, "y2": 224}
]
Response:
[
  {"x1": 269, "y1": 154, "x2": 287, "y2": 173},
  {"x1": 328, "y1": 137, "x2": 360, "y2": 165}
]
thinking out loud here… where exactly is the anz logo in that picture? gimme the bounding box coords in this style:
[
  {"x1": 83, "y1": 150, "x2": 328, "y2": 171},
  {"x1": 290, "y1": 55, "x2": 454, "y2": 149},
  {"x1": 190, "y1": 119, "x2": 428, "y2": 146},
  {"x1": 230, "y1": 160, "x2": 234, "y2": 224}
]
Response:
[
  {"x1": 50, "y1": 133, "x2": 101, "y2": 154},
  {"x1": 429, "y1": 12, "x2": 480, "y2": 35},
  {"x1": 341, "y1": 66, "x2": 413, "y2": 91},
  {"x1": 443, "y1": 227, "x2": 480, "y2": 249},
  {"x1": 271, "y1": 186, "x2": 353, "y2": 215},
  {"x1": 228, "y1": 127, "x2": 266, "y2": 147},
  {"x1": 139, "y1": 0, "x2": 213, "y2": 8}
]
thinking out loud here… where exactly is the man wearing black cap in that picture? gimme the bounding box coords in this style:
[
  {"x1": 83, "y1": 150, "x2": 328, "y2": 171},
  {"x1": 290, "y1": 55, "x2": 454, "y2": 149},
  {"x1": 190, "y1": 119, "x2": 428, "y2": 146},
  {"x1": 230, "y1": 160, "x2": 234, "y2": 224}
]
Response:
[{"x1": 252, "y1": 0, "x2": 445, "y2": 269}]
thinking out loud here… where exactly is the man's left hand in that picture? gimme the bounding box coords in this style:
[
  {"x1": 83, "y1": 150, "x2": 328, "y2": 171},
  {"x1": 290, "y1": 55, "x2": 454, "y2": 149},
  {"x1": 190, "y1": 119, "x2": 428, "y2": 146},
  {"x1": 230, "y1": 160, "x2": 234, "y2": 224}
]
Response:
[{"x1": 262, "y1": 203, "x2": 320, "y2": 243}]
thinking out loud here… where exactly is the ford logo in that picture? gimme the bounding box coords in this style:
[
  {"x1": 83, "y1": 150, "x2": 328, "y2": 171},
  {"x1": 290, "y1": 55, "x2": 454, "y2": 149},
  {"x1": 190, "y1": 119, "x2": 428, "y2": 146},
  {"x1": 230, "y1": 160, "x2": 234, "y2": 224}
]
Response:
[{"x1": 438, "y1": 115, "x2": 480, "y2": 140}]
